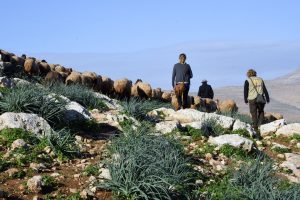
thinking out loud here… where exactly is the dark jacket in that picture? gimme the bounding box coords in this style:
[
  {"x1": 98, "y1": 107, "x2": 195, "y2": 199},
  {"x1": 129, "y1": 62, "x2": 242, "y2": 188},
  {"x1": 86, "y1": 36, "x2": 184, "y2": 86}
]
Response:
[
  {"x1": 244, "y1": 79, "x2": 270, "y2": 103},
  {"x1": 198, "y1": 83, "x2": 214, "y2": 99},
  {"x1": 172, "y1": 63, "x2": 193, "y2": 87}
]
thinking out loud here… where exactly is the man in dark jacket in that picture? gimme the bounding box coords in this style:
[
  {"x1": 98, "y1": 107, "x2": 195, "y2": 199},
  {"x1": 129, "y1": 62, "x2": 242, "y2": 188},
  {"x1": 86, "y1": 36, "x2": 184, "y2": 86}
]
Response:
[
  {"x1": 244, "y1": 69, "x2": 270, "y2": 130},
  {"x1": 198, "y1": 80, "x2": 214, "y2": 99},
  {"x1": 172, "y1": 53, "x2": 193, "y2": 108}
]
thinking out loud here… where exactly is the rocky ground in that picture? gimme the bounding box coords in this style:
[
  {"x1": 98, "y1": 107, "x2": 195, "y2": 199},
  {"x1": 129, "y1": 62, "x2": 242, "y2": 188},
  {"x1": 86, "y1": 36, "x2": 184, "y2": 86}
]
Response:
[{"x1": 1, "y1": 76, "x2": 300, "y2": 200}]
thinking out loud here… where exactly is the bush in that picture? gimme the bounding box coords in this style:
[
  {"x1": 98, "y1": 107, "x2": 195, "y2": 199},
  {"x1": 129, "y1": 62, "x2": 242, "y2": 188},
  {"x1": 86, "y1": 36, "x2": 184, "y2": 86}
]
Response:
[
  {"x1": 121, "y1": 97, "x2": 172, "y2": 120},
  {"x1": 194, "y1": 143, "x2": 216, "y2": 158},
  {"x1": 0, "y1": 85, "x2": 67, "y2": 125},
  {"x1": 46, "y1": 83, "x2": 108, "y2": 111},
  {"x1": 219, "y1": 144, "x2": 250, "y2": 160},
  {"x1": 200, "y1": 118, "x2": 226, "y2": 137},
  {"x1": 84, "y1": 164, "x2": 100, "y2": 176},
  {"x1": 98, "y1": 126, "x2": 198, "y2": 199},
  {"x1": 0, "y1": 128, "x2": 39, "y2": 147},
  {"x1": 178, "y1": 125, "x2": 203, "y2": 140}
]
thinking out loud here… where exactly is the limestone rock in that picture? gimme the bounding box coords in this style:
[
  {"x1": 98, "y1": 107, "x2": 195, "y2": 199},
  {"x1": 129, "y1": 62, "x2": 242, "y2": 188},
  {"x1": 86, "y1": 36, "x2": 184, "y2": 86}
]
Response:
[
  {"x1": 280, "y1": 153, "x2": 300, "y2": 178},
  {"x1": 208, "y1": 134, "x2": 253, "y2": 151},
  {"x1": 260, "y1": 119, "x2": 286, "y2": 137},
  {"x1": 11, "y1": 139, "x2": 27, "y2": 150},
  {"x1": 276, "y1": 123, "x2": 300, "y2": 137},
  {"x1": 27, "y1": 175, "x2": 43, "y2": 193},
  {"x1": 98, "y1": 168, "x2": 111, "y2": 180},
  {"x1": 233, "y1": 119, "x2": 256, "y2": 137},
  {"x1": 64, "y1": 101, "x2": 91, "y2": 122},
  {"x1": 0, "y1": 112, "x2": 52, "y2": 137},
  {"x1": 155, "y1": 121, "x2": 180, "y2": 134}
]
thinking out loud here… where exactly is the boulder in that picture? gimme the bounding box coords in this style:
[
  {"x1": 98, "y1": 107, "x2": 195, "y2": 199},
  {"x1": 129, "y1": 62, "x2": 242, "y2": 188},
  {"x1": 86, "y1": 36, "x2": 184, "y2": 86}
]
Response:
[
  {"x1": 155, "y1": 121, "x2": 180, "y2": 134},
  {"x1": 147, "y1": 107, "x2": 175, "y2": 121},
  {"x1": 233, "y1": 119, "x2": 256, "y2": 137},
  {"x1": 93, "y1": 92, "x2": 121, "y2": 110},
  {"x1": 280, "y1": 153, "x2": 300, "y2": 178},
  {"x1": 27, "y1": 175, "x2": 43, "y2": 193},
  {"x1": 208, "y1": 134, "x2": 253, "y2": 151},
  {"x1": 64, "y1": 101, "x2": 91, "y2": 122},
  {"x1": 259, "y1": 119, "x2": 286, "y2": 137},
  {"x1": 275, "y1": 123, "x2": 300, "y2": 137},
  {"x1": 98, "y1": 168, "x2": 111, "y2": 180},
  {"x1": 0, "y1": 113, "x2": 52, "y2": 137}
]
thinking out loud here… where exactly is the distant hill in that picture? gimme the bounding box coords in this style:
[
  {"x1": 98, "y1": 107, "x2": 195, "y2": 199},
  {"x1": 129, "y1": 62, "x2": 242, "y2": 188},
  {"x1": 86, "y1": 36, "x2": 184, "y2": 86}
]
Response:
[{"x1": 213, "y1": 69, "x2": 300, "y2": 123}]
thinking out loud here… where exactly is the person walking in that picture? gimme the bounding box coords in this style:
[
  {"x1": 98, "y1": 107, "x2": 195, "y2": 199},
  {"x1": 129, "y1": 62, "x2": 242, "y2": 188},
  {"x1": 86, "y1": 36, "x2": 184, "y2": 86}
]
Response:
[
  {"x1": 172, "y1": 53, "x2": 193, "y2": 109},
  {"x1": 244, "y1": 69, "x2": 270, "y2": 130},
  {"x1": 198, "y1": 79, "x2": 214, "y2": 99}
]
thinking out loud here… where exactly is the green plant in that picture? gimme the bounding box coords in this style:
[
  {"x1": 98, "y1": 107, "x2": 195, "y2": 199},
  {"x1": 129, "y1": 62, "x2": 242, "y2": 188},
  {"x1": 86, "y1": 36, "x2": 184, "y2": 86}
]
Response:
[
  {"x1": 42, "y1": 175, "x2": 57, "y2": 190},
  {"x1": 46, "y1": 83, "x2": 108, "y2": 111},
  {"x1": 0, "y1": 155, "x2": 10, "y2": 172},
  {"x1": 47, "y1": 129, "x2": 79, "y2": 159},
  {"x1": 272, "y1": 146, "x2": 291, "y2": 154},
  {"x1": 219, "y1": 144, "x2": 250, "y2": 160},
  {"x1": 98, "y1": 126, "x2": 198, "y2": 199},
  {"x1": 231, "y1": 129, "x2": 251, "y2": 138},
  {"x1": 178, "y1": 126, "x2": 203, "y2": 140},
  {"x1": 84, "y1": 164, "x2": 100, "y2": 176},
  {"x1": 121, "y1": 97, "x2": 172, "y2": 120},
  {"x1": 11, "y1": 170, "x2": 26, "y2": 179},
  {"x1": 289, "y1": 134, "x2": 300, "y2": 142},
  {"x1": 0, "y1": 85, "x2": 67, "y2": 125},
  {"x1": 200, "y1": 118, "x2": 225, "y2": 137},
  {"x1": 0, "y1": 128, "x2": 39, "y2": 147},
  {"x1": 194, "y1": 143, "x2": 216, "y2": 158}
]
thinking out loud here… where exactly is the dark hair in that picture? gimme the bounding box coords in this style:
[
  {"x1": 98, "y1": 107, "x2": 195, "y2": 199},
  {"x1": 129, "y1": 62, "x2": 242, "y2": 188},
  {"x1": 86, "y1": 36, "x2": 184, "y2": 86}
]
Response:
[
  {"x1": 179, "y1": 53, "x2": 186, "y2": 59},
  {"x1": 247, "y1": 69, "x2": 257, "y2": 77}
]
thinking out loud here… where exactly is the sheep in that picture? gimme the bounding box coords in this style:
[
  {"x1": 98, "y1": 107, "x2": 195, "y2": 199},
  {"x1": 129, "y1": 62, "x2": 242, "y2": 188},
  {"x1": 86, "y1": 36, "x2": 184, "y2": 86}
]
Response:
[
  {"x1": 171, "y1": 94, "x2": 180, "y2": 111},
  {"x1": 0, "y1": 50, "x2": 13, "y2": 62},
  {"x1": 11, "y1": 55, "x2": 25, "y2": 67},
  {"x1": 152, "y1": 88, "x2": 162, "y2": 100},
  {"x1": 38, "y1": 60, "x2": 51, "y2": 76},
  {"x1": 199, "y1": 98, "x2": 218, "y2": 113},
  {"x1": 93, "y1": 75, "x2": 103, "y2": 92},
  {"x1": 44, "y1": 71, "x2": 63, "y2": 84},
  {"x1": 264, "y1": 112, "x2": 283, "y2": 123},
  {"x1": 161, "y1": 92, "x2": 172, "y2": 102},
  {"x1": 65, "y1": 71, "x2": 82, "y2": 85},
  {"x1": 100, "y1": 76, "x2": 114, "y2": 96},
  {"x1": 24, "y1": 58, "x2": 39, "y2": 75},
  {"x1": 49, "y1": 64, "x2": 57, "y2": 71},
  {"x1": 113, "y1": 78, "x2": 132, "y2": 99},
  {"x1": 81, "y1": 71, "x2": 98, "y2": 88},
  {"x1": 131, "y1": 79, "x2": 152, "y2": 99},
  {"x1": 216, "y1": 99, "x2": 238, "y2": 114}
]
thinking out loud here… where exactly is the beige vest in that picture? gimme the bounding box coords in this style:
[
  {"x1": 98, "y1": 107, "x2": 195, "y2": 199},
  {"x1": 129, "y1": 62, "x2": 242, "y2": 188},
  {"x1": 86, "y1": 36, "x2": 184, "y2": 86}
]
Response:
[{"x1": 248, "y1": 77, "x2": 263, "y2": 100}]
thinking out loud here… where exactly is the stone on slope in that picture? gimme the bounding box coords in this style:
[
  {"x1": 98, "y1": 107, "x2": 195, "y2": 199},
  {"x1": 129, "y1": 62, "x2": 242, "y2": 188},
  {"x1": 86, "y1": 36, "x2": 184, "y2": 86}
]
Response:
[
  {"x1": 0, "y1": 112, "x2": 52, "y2": 137},
  {"x1": 260, "y1": 119, "x2": 286, "y2": 137},
  {"x1": 147, "y1": 107, "x2": 176, "y2": 121},
  {"x1": 155, "y1": 121, "x2": 180, "y2": 134},
  {"x1": 208, "y1": 134, "x2": 253, "y2": 151},
  {"x1": 11, "y1": 139, "x2": 27, "y2": 150},
  {"x1": 232, "y1": 119, "x2": 256, "y2": 137},
  {"x1": 280, "y1": 153, "x2": 300, "y2": 178},
  {"x1": 93, "y1": 92, "x2": 122, "y2": 110},
  {"x1": 27, "y1": 175, "x2": 43, "y2": 193},
  {"x1": 275, "y1": 123, "x2": 300, "y2": 137}
]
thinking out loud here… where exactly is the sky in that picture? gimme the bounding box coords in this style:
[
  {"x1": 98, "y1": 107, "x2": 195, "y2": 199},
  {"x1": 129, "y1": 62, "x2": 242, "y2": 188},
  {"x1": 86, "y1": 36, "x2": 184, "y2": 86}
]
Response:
[{"x1": 1, "y1": 0, "x2": 300, "y2": 91}]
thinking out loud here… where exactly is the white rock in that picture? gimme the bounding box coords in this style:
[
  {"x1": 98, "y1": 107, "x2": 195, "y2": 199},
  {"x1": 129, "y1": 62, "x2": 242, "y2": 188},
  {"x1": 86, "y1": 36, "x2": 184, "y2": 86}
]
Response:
[
  {"x1": 271, "y1": 143, "x2": 290, "y2": 151},
  {"x1": 64, "y1": 101, "x2": 91, "y2": 122},
  {"x1": 27, "y1": 175, "x2": 43, "y2": 193},
  {"x1": 93, "y1": 92, "x2": 122, "y2": 110},
  {"x1": 12, "y1": 78, "x2": 31, "y2": 86},
  {"x1": 233, "y1": 119, "x2": 256, "y2": 137},
  {"x1": 147, "y1": 108, "x2": 175, "y2": 120},
  {"x1": 98, "y1": 168, "x2": 111, "y2": 180},
  {"x1": 276, "y1": 123, "x2": 300, "y2": 137},
  {"x1": 260, "y1": 119, "x2": 286, "y2": 137},
  {"x1": 0, "y1": 112, "x2": 52, "y2": 137},
  {"x1": 208, "y1": 134, "x2": 253, "y2": 151},
  {"x1": 280, "y1": 153, "x2": 300, "y2": 178},
  {"x1": 155, "y1": 121, "x2": 180, "y2": 134},
  {"x1": 11, "y1": 139, "x2": 27, "y2": 150},
  {"x1": 5, "y1": 168, "x2": 19, "y2": 177}
]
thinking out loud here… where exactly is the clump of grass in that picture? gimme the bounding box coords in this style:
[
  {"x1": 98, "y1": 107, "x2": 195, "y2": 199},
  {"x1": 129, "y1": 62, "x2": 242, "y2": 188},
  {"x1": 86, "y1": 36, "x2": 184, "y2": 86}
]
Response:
[
  {"x1": 121, "y1": 97, "x2": 172, "y2": 120},
  {"x1": 231, "y1": 129, "x2": 251, "y2": 138},
  {"x1": 219, "y1": 144, "x2": 250, "y2": 160},
  {"x1": 46, "y1": 83, "x2": 108, "y2": 111},
  {"x1": 0, "y1": 154, "x2": 9, "y2": 172},
  {"x1": 220, "y1": 111, "x2": 252, "y2": 124},
  {"x1": 178, "y1": 125, "x2": 203, "y2": 140},
  {"x1": 0, "y1": 85, "x2": 67, "y2": 125},
  {"x1": 0, "y1": 128, "x2": 39, "y2": 147},
  {"x1": 47, "y1": 129, "x2": 79, "y2": 159},
  {"x1": 289, "y1": 133, "x2": 300, "y2": 142},
  {"x1": 84, "y1": 164, "x2": 100, "y2": 176},
  {"x1": 272, "y1": 146, "x2": 291, "y2": 154},
  {"x1": 42, "y1": 175, "x2": 57, "y2": 190},
  {"x1": 194, "y1": 143, "x2": 216, "y2": 158},
  {"x1": 200, "y1": 118, "x2": 226, "y2": 137},
  {"x1": 98, "y1": 126, "x2": 198, "y2": 199}
]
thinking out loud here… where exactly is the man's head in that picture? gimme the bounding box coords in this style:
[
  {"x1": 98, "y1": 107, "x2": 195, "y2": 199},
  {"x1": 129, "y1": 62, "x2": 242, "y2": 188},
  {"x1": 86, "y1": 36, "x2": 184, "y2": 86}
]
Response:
[
  {"x1": 247, "y1": 69, "x2": 257, "y2": 78},
  {"x1": 202, "y1": 80, "x2": 208, "y2": 84},
  {"x1": 179, "y1": 53, "x2": 186, "y2": 64}
]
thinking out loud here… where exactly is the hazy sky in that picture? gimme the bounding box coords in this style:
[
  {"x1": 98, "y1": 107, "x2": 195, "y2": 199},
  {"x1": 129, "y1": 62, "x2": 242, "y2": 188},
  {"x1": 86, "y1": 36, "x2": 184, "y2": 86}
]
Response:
[{"x1": 1, "y1": 0, "x2": 300, "y2": 91}]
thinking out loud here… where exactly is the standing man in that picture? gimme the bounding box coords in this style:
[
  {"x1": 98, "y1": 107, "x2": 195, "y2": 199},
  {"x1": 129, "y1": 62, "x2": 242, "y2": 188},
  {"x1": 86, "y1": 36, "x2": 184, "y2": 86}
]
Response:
[
  {"x1": 244, "y1": 69, "x2": 270, "y2": 131},
  {"x1": 198, "y1": 80, "x2": 214, "y2": 99},
  {"x1": 172, "y1": 53, "x2": 193, "y2": 109}
]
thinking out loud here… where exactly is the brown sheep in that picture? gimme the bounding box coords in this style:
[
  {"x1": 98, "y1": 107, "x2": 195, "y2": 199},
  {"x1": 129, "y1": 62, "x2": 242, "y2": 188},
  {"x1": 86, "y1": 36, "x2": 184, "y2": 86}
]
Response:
[
  {"x1": 55, "y1": 65, "x2": 66, "y2": 73},
  {"x1": 171, "y1": 94, "x2": 181, "y2": 111},
  {"x1": 93, "y1": 75, "x2": 103, "y2": 92},
  {"x1": 152, "y1": 88, "x2": 162, "y2": 100},
  {"x1": 0, "y1": 50, "x2": 13, "y2": 62},
  {"x1": 49, "y1": 64, "x2": 57, "y2": 71},
  {"x1": 59, "y1": 72, "x2": 69, "y2": 83},
  {"x1": 161, "y1": 92, "x2": 172, "y2": 102},
  {"x1": 100, "y1": 76, "x2": 114, "y2": 96},
  {"x1": 131, "y1": 79, "x2": 152, "y2": 99},
  {"x1": 192, "y1": 96, "x2": 202, "y2": 109},
  {"x1": 264, "y1": 112, "x2": 283, "y2": 123},
  {"x1": 199, "y1": 98, "x2": 218, "y2": 113},
  {"x1": 216, "y1": 99, "x2": 238, "y2": 114},
  {"x1": 82, "y1": 71, "x2": 98, "y2": 88},
  {"x1": 38, "y1": 60, "x2": 51, "y2": 76},
  {"x1": 113, "y1": 78, "x2": 132, "y2": 99},
  {"x1": 45, "y1": 71, "x2": 63, "y2": 83},
  {"x1": 65, "y1": 72, "x2": 82, "y2": 85},
  {"x1": 24, "y1": 58, "x2": 39, "y2": 75},
  {"x1": 11, "y1": 55, "x2": 25, "y2": 67}
]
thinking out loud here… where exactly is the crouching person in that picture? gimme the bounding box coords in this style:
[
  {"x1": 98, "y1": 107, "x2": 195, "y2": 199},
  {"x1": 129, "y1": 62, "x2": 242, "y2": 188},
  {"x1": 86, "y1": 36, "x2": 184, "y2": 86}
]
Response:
[
  {"x1": 244, "y1": 69, "x2": 270, "y2": 130},
  {"x1": 172, "y1": 53, "x2": 193, "y2": 109}
]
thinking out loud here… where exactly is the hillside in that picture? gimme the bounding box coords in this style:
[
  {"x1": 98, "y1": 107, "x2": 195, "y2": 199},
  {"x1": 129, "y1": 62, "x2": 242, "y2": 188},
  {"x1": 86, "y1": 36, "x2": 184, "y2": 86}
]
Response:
[{"x1": 214, "y1": 69, "x2": 300, "y2": 123}]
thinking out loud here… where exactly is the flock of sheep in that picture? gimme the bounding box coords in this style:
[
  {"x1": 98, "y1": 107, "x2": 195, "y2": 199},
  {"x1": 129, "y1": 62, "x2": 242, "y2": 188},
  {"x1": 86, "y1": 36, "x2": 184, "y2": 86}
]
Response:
[{"x1": 0, "y1": 49, "x2": 244, "y2": 114}]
